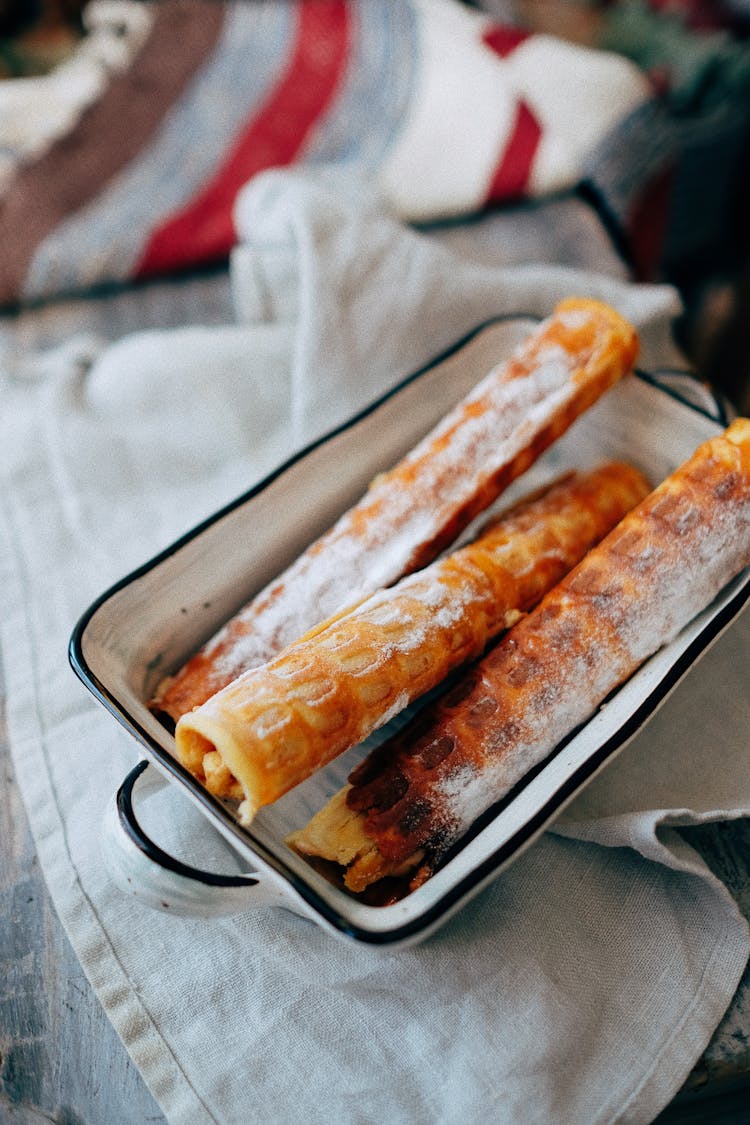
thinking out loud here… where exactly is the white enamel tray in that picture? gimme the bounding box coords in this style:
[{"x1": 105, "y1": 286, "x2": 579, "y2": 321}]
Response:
[{"x1": 69, "y1": 316, "x2": 750, "y2": 947}]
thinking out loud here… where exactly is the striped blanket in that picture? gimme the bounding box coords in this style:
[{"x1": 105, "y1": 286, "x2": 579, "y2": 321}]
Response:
[{"x1": 0, "y1": 0, "x2": 653, "y2": 305}]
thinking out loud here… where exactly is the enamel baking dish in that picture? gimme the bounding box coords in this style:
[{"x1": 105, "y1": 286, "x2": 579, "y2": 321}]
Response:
[{"x1": 69, "y1": 316, "x2": 750, "y2": 947}]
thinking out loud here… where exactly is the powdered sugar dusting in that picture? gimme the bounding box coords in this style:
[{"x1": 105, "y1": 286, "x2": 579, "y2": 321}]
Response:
[
  {"x1": 387, "y1": 441, "x2": 750, "y2": 858},
  {"x1": 179, "y1": 461, "x2": 650, "y2": 814},
  {"x1": 158, "y1": 302, "x2": 632, "y2": 716},
  {"x1": 206, "y1": 355, "x2": 577, "y2": 684}
]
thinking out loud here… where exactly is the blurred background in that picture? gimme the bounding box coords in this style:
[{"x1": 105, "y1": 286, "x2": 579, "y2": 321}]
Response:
[{"x1": 1, "y1": 0, "x2": 749, "y2": 411}]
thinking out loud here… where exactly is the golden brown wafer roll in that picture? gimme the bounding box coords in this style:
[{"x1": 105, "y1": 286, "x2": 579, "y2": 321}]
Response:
[
  {"x1": 289, "y1": 419, "x2": 750, "y2": 895},
  {"x1": 152, "y1": 298, "x2": 638, "y2": 722},
  {"x1": 175, "y1": 462, "x2": 650, "y2": 824}
]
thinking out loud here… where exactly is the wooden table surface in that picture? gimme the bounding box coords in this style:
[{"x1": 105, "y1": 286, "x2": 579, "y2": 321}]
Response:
[
  {"x1": 2, "y1": 672, "x2": 750, "y2": 1123},
  {"x1": 1, "y1": 677, "x2": 164, "y2": 1124}
]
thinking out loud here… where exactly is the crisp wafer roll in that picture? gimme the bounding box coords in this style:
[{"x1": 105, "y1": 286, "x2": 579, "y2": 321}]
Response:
[
  {"x1": 152, "y1": 298, "x2": 638, "y2": 722},
  {"x1": 175, "y1": 462, "x2": 649, "y2": 824},
  {"x1": 288, "y1": 419, "x2": 750, "y2": 895}
]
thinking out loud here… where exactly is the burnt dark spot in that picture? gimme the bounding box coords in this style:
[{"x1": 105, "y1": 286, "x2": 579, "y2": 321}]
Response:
[
  {"x1": 417, "y1": 734, "x2": 455, "y2": 770},
  {"x1": 397, "y1": 797, "x2": 431, "y2": 836},
  {"x1": 368, "y1": 772, "x2": 410, "y2": 812},
  {"x1": 422, "y1": 822, "x2": 456, "y2": 864},
  {"x1": 467, "y1": 695, "x2": 498, "y2": 726}
]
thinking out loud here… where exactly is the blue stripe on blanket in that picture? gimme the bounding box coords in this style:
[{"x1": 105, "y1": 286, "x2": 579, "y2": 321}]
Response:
[{"x1": 302, "y1": 0, "x2": 418, "y2": 168}]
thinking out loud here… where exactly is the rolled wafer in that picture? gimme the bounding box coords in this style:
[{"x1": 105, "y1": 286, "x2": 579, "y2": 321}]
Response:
[
  {"x1": 288, "y1": 419, "x2": 750, "y2": 895},
  {"x1": 151, "y1": 298, "x2": 638, "y2": 722},
  {"x1": 175, "y1": 462, "x2": 650, "y2": 824}
]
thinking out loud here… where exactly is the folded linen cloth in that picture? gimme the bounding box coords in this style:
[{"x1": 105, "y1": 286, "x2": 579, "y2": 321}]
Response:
[
  {"x1": 2, "y1": 174, "x2": 749, "y2": 1125},
  {"x1": 0, "y1": 0, "x2": 651, "y2": 305}
]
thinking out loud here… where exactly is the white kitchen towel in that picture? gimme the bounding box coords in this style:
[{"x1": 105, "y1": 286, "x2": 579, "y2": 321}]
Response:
[
  {"x1": 230, "y1": 168, "x2": 682, "y2": 446},
  {"x1": 1, "y1": 173, "x2": 748, "y2": 1125}
]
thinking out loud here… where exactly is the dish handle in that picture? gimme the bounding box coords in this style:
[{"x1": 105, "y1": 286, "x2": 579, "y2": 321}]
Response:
[{"x1": 102, "y1": 760, "x2": 286, "y2": 918}]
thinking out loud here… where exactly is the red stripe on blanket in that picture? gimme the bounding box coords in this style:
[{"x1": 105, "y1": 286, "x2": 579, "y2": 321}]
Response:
[
  {"x1": 482, "y1": 25, "x2": 531, "y2": 58},
  {"x1": 486, "y1": 99, "x2": 541, "y2": 202},
  {"x1": 136, "y1": 1, "x2": 351, "y2": 278}
]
